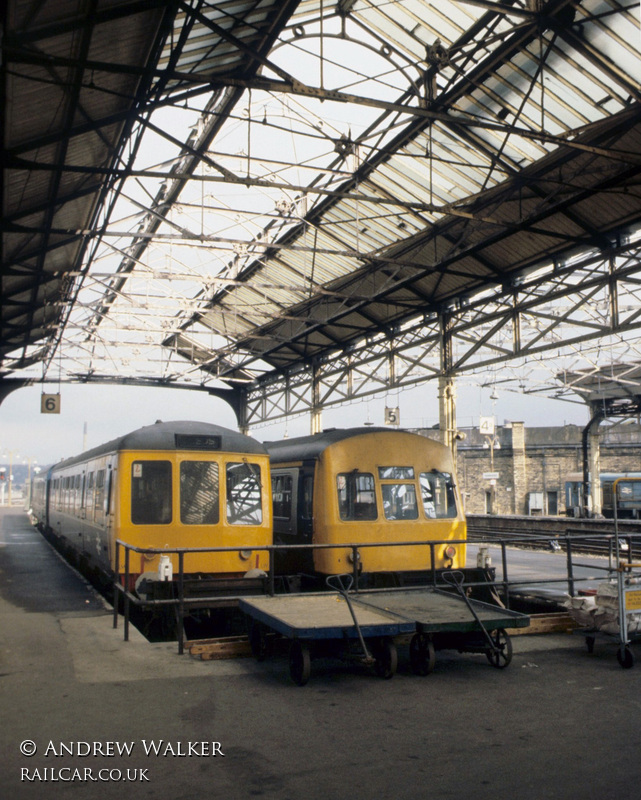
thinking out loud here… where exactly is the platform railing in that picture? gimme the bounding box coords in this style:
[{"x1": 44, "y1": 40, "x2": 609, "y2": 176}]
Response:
[{"x1": 112, "y1": 531, "x2": 641, "y2": 653}]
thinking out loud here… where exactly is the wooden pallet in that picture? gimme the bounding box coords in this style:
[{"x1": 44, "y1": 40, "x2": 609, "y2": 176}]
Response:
[
  {"x1": 510, "y1": 612, "x2": 577, "y2": 635},
  {"x1": 185, "y1": 635, "x2": 252, "y2": 660}
]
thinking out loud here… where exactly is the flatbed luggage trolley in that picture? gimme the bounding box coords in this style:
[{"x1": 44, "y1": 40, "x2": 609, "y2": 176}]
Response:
[
  {"x1": 354, "y1": 571, "x2": 530, "y2": 675},
  {"x1": 239, "y1": 576, "x2": 415, "y2": 685}
]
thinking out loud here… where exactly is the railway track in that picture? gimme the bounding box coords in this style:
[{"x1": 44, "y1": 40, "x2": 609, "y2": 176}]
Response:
[{"x1": 467, "y1": 514, "x2": 641, "y2": 560}]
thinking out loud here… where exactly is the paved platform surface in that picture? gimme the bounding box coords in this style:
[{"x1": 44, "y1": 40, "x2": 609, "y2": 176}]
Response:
[{"x1": 2, "y1": 507, "x2": 641, "y2": 800}]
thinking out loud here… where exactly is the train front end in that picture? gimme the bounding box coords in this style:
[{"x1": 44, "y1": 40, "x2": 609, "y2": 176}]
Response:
[
  {"x1": 314, "y1": 430, "x2": 466, "y2": 578},
  {"x1": 114, "y1": 424, "x2": 271, "y2": 596}
]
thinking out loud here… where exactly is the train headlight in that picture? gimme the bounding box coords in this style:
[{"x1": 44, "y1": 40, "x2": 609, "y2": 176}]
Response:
[
  {"x1": 347, "y1": 550, "x2": 361, "y2": 564},
  {"x1": 239, "y1": 549, "x2": 253, "y2": 561},
  {"x1": 444, "y1": 545, "x2": 457, "y2": 561}
]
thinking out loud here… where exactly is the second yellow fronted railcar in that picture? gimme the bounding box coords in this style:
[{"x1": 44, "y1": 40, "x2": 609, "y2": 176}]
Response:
[{"x1": 266, "y1": 427, "x2": 466, "y2": 584}]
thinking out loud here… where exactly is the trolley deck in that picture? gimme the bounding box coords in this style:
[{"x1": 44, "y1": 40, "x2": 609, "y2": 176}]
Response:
[
  {"x1": 239, "y1": 593, "x2": 415, "y2": 640},
  {"x1": 239, "y1": 585, "x2": 530, "y2": 684},
  {"x1": 355, "y1": 587, "x2": 530, "y2": 633},
  {"x1": 239, "y1": 592, "x2": 414, "y2": 685}
]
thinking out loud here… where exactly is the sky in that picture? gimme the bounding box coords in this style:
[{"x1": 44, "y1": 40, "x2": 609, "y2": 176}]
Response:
[{"x1": 0, "y1": 379, "x2": 590, "y2": 470}]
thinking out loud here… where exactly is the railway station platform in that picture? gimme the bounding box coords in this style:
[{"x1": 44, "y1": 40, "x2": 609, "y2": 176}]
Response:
[{"x1": 2, "y1": 506, "x2": 641, "y2": 800}]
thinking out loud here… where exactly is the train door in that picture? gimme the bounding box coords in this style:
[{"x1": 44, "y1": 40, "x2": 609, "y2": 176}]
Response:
[
  {"x1": 271, "y1": 465, "x2": 315, "y2": 576},
  {"x1": 297, "y1": 464, "x2": 314, "y2": 542},
  {"x1": 272, "y1": 469, "x2": 297, "y2": 538}
]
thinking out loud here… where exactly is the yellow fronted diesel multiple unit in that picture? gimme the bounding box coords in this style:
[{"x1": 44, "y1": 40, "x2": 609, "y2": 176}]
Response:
[
  {"x1": 266, "y1": 427, "x2": 466, "y2": 580},
  {"x1": 30, "y1": 421, "x2": 271, "y2": 595}
]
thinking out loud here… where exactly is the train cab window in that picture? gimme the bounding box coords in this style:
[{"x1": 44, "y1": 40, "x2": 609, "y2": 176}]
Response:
[
  {"x1": 131, "y1": 461, "x2": 172, "y2": 525},
  {"x1": 378, "y1": 467, "x2": 415, "y2": 480},
  {"x1": 420, "y1": 471, "x2": 458, "y2": 519},
  {"x1": 226, "y1": 462, "x2": 263, "y2": 525},
  {"x1": 337, "y1": 472, "x2": 377, "y2": 521},
  {"x1": 381, "y1": 483, "x2": 418, "y2": 520},
  {"x1": 180, "y1": 461, "x2": 220, "y2": 525},
  {"x1": 272, "y1": 474, "x2": 293, "y2": 519}
]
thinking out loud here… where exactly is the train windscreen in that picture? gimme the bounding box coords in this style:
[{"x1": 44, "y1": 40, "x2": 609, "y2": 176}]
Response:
[
  {"x1": 226, "y1": 462, "x2": 263, "y2": 525},
  {"x1": 180, "y1": 461, "x2": 220, "y2": 524},
  {"x1": 420, "y1": 472, "x2": 458, "y2": 519},
  {"x1": 131, "y1": 461, "x2": 172, "y2": 524},
  {"x1": 337, "y1": 472, "x2": 377, "y2": 520}
]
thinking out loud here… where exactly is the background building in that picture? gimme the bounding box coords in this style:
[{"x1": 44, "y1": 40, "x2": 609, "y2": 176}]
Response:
[{"x1": 419, "y1": 422, "x2": 641, "y2": 516}]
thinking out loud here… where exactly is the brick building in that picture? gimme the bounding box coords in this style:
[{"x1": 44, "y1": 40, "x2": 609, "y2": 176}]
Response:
[{"x1": 418, "y1": 422, "x2": 641, "y2": 516}]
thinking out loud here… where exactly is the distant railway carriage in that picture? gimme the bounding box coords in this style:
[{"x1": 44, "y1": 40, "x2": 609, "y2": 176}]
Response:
[
  {"x1": 565, "y1": 472, "x2": 641, "y2": 519},
  {"x1": 29, "y1": 420, "x2": 272, "y2": 596},
  {"x1": 265, "y1": 427, "x2": 466, "y2": 583}
]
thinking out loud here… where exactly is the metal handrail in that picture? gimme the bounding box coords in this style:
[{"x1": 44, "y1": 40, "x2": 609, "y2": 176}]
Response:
[{"x1": 111, "y1": 531, "x2": 641, "y2": 653}]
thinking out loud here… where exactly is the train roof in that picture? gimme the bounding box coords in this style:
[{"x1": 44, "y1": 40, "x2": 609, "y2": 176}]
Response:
[
  {"x1": 264, "y1": 427, "x2": 442, "y2": 464},
  {"x1": 53, "y1": 420, "x2": 266, "y2": 470}
]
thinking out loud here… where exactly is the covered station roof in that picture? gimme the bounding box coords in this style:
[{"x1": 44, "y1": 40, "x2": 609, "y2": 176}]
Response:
[{"x1": 2, "y1": 0, "x2": 641, "y2": 415}]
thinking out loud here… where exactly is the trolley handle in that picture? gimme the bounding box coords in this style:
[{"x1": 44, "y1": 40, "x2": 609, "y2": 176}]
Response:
[
  {"x1": 326, "y1": 573, "x2": 354, "y2": 595},
  {"x1": 442, "y1": 570, "x2": 466, "y2": 590},
  {"x1": 442, "y1": 569, "x2": 499, "y2": 654},
  {"x1": 325, "y1": 574, "x2": 373, "y2": 665}
]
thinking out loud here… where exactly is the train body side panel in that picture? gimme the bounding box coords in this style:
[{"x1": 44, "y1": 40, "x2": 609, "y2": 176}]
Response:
[{"x1": 44, "y1": 453, "x2": 116, "y2": 573}]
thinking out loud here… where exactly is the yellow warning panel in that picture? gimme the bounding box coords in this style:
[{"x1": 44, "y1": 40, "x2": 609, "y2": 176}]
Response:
[{"x1": 624, "y1": 589, "x2": 641, "y2": 611}]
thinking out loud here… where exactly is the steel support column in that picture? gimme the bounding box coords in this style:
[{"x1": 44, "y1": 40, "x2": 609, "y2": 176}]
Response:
[
  {"x1": 310, "y1": 364, "x2": 322, "y2": 434},
  {"x1": 582, "y1": 407, "x2": 604, "y2": 517},
  {"x1": 439, "y1": 312, "x2": 457, "y2": 460}
]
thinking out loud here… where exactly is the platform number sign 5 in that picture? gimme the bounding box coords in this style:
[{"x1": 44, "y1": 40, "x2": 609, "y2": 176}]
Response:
[
  {"x1": 41, "y1": 393, "x2": 61, "y2": 414},
  {"x1": 385, "y1": 406, "x2": 400, "y2": 425}
]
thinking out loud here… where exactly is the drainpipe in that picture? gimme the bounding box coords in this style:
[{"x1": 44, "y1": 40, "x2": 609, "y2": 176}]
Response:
[{"x1": 582, "y1": 406, "x2": 604, "y2": 517}]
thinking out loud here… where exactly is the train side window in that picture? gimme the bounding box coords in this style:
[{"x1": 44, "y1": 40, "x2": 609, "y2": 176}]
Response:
[
  {"x1": 226, "y1": 462, "x2": 263, "y2": 525},
  {"x1": 94, "y1": 470, "x2": 106, "y2": 517},
  {"x1": 180, "y1": 461, "x2": 220, "y2": 524},
  {"x1": 420, "y1": 471, "x2": 458, "y2": 519},
  {"x1": 106, "y1": 468, "x2": 113, "y2": 516},
  {"x1": 131, "y1": 461, "x2": 172, "y2": 525},
  {"x1": 337, "y1": 472, "x2": 377, "y2": 521},
  {"x1": 272, "y1": 474, "x2": 293, "y2": 519}
]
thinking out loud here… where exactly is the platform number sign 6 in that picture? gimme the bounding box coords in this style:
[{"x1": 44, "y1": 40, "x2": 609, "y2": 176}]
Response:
[{"x1": 41, "y1": 393, "x2": 61, "y2": 414}]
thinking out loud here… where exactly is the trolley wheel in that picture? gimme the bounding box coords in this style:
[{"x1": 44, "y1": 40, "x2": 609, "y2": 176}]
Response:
[
  {"x1": 485, "y1": 629, "x2": 513, "y2": 669},
  {"x1": 249, "y1": 621, "x2": 269, "y2": 662},
  {"x1": 289, "y1": 640, "x2": 311, "y2": 686},
  {"x1": 585, "y1": 635, "x2": 595, "y2": 654},
  {"x1": 617, "y1": 645, "x2": 634, "y2": 670},
  {"x1": 373, "y1": 638, "x2": 398, "y2": 679},
  {"x1": 409, "y1": 633, "x2": 436, "y2": 676}
]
